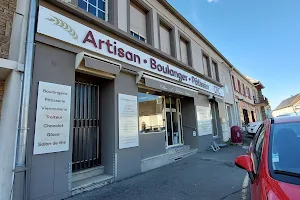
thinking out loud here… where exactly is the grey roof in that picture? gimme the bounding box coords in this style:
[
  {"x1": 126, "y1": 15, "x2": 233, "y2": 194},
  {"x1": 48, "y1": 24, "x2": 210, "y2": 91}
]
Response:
[
  {"x1": 246, "y1": 76, "x2": 259, "y2": 83},
  {"x1": 274, "y1": 94, "x2": 300, "y2": 111},
  {"x1": 246, "y1": 76, "x2": 265, "y2": 88}
]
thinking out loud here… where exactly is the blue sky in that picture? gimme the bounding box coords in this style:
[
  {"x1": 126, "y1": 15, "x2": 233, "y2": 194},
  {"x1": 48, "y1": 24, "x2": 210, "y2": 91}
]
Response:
[{"x1": 167, "y1": 0, "x2": 300, "y2": 109}]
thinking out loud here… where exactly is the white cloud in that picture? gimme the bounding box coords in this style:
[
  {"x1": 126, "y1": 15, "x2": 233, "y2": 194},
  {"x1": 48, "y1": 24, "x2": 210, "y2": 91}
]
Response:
[{"x1": 207, "y1": 0, "x2": 219, "y2": 3}]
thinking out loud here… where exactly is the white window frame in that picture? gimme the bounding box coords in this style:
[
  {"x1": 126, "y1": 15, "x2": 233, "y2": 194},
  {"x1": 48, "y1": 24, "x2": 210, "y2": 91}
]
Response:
[
  {"x1": 130, "y1": 29, "x2": 147, "y2": 43},
  {"x1": 226, "y1": 104, "x2": 233, "y2": 128},
  {"x1": 79, "y1": 0, "x2": 108, "y2": 21},
  {"x1": 164, "y1": 97, "x2": 183, "y2": 148}
]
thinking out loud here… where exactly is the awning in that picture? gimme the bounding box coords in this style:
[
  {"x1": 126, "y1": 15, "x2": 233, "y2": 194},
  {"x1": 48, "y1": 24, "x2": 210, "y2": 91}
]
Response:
[
  {"x1": 137, "y1": 72, "x2": 198, "y2": 98},
  {"x1": 213, "y1": 95, "x2": 224, "y2": 103},
  {"x1": 75, "y1": 52, "x2": 121, "y2": 79}
]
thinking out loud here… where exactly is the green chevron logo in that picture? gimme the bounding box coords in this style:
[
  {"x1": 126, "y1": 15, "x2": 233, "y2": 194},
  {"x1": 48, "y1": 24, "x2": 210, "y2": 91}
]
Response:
[{"x1": 46, "y1": 15, "x2": 78, "y2": 40}]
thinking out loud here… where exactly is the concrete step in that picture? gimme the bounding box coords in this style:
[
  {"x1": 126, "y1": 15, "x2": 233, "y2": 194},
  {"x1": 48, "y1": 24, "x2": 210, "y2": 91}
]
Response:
[
  {"x1": 141, "y1": 148, "x2": 198, "y2": 173},
  {"x1": 166, "y1": 145, "x2": 190, "y2": 154},
  {"x1": 72, "y1": 174, "x2": 114, "y2": 196},
  {"x1": 169, "y1": 148, "x2": 199, "y2": 162},
  {"x1": 72, "y1": 166, "x2": 104, "y2": 183}
]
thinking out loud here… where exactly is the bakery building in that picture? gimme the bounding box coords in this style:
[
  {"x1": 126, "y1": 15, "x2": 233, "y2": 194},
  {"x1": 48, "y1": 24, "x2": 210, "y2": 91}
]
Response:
[{"x1": 11, "y1": 0, "x2": 242, "y2": 199}]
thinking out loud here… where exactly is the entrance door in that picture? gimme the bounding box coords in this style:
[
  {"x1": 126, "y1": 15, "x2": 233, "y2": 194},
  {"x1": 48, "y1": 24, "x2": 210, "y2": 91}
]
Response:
[
  {"x1": 226, "y1": 104, "x2": 233, "y2": 128},
  {"x1": 251, "y1": 111, "x2": 255, "y2": 122},
  {"x1": 210, "y1": 101, "x2": 221, "y2": 138},
  {"x1": 165, "y1": 97, "x2": 183, "y2": 147},
  {"x1": 72, "y1": 81, "x2": 101, "y2": 171},
  {"x1": 243, "y1": 109, "x2": 249, "y2": 125}
]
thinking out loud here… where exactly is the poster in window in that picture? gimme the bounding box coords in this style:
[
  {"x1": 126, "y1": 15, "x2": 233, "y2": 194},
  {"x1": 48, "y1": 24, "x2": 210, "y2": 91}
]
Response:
[
  {"x1": 196, "y1": 106, "x2": 213, "y2": 136},
  {"x1": 118, "y1": 93, "x2": 139, "y2": 149}
]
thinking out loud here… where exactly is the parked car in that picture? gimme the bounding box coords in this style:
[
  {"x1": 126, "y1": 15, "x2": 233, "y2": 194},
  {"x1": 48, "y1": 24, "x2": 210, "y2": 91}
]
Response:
[
  {"x1": 246, "y1": 121, "x2": 263, "y2": 136},
  {"x1": 235, "y1": 116, "x2": 300, "y2": 200}
]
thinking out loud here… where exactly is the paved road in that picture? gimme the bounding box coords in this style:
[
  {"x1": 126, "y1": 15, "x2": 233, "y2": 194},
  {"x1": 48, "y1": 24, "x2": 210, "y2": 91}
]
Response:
[{"x1": 68, "y1": 144, "x2": 251, "y2": 200}]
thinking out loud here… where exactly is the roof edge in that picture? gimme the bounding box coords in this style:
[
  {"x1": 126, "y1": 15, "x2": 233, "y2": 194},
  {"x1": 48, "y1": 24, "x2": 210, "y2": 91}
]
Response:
[{"x1": 158, "y1": 0, "x2": 254, "y2": 86}]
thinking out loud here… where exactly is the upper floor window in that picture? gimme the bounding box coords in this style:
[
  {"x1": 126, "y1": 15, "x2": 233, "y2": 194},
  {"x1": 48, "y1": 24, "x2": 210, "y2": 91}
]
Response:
[
  {"x1": 179, "y1": 37, "x2": 189, "y2": 64},
  {"x1": 232, "y1": 75, "x2": 237, "y2": 91},
  {"x1": 129, "y1": 1, "x2": 153, "y2": 44},
  {"x1": 158, "y1": 15, "x2": 176, "y2": 58},
  {"x1": 242, "y1": 83, "x2": 246, "y2": 96},
  {"x1": 159, "y1": 24, "x2": 171, "y2": 55},
  {"x1": 247, "y1": 87, "x2": 251, "y2": 99},
  {"x1": 78, "y1": 0, "x2": 108, "y2": 20},
  {"x1": 212, "y1": 60, "x2": 220, "y2": 82},
  {"x1": 238, "y1": 80, "x2": 241, "y2": 93},
  {"x1": 179, "y1": 32, "x2": 192, "y2": 67},
  {"x1": 203, "y1": 54, "x2": 211, "y2": 78},
  {"x1": 130, "y1": 3, "x2": 147, "y2": 42},
  {"x1": 130, "y1": 31, "x2": 146, "y2": 42}
]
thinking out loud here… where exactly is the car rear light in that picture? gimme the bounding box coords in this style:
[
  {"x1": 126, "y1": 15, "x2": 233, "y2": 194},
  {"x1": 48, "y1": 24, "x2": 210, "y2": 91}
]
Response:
[{"x1": 267, "y1": 190, "x2": 280, "y2": 200}]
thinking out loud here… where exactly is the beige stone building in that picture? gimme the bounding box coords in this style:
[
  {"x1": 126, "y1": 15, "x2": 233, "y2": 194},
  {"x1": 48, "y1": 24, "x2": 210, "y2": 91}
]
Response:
[
  {"x1": 230, "y1": 68, "x2": 271, "y2": 130},
  {"x1": 0, "y1": 0, "x2": 268, "y2": 199},
  {"x1": 273, "y1": 94, "x2": 300, "y2": 117},
  {"x1": 0, "y1": 0, "x2": 31, "y2": 199},
  {"x1": 231, "y1": 69, "x2": 257, "y2": 128},
  {"x1": 247, "y1": 76, "x2": 272, "y2": 120}
]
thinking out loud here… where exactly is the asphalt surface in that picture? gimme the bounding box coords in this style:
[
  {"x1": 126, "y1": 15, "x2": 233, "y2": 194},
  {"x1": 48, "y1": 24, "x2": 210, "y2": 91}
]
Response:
[{"x1": 68, "y1": 135, "x2": 253, "y2": 200}]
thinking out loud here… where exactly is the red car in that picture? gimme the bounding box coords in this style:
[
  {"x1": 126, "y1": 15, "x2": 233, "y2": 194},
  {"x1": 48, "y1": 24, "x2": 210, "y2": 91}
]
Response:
[{"x1": 235, "y1": 116, "x2": 300, "y2": 200}]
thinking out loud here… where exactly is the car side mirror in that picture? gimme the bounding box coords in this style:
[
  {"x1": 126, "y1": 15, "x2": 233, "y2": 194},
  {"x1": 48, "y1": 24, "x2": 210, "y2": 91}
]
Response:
[{"x1": 235, "y1": 155, "x2": 255, "y2": 183}]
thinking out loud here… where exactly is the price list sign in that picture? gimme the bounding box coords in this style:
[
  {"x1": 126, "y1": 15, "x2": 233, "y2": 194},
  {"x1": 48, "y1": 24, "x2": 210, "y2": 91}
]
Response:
[
  {"x1": 33, "y1": 82, "x2": 71, "y2": 155},
  {"x1": 118, "y1": 94, "x2": 139, "y2": 149}
]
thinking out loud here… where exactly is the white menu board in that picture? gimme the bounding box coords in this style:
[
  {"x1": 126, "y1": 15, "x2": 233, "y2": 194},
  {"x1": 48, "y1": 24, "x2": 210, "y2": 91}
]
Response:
[
  {"x1": 118, "y1": 94, "x2": 139, "y2": 149},
  {"x1": 33, "y1": 82, "x2": 71, "y2": 155},
  {"x1": 196, "y1": 106, "x2": 213, "y2": 136}
]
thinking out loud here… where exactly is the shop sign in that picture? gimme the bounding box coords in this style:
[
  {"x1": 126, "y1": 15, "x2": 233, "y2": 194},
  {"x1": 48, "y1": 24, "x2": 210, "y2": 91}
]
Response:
[
  {"x1": 144, "y1": 76, "x2": 197, "y2": 97},
  {"x1": 196, "y1": 106, "x2": 213, "y2": 136},
  {"x1": 37, "y1": 6, "x2": 224, "y2": 97},
  {"x1": 33, "y1": 82, "x2": 71, "y2": 155},
  {"x1": 118, "y1": 94, "x2": 139, "y2": 149}
]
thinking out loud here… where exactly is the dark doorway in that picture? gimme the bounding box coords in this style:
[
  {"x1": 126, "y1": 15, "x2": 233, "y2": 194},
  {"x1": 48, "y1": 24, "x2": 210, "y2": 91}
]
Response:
[
  {"x1": 251, "y1": 111, "x2": 255, "y2": 122},
  {"x1": 243, "y1": 109, "x2": 249, "y2": 125},
  {"x1": 72, "y1": 73, "x2": 103, "y2": 172}
]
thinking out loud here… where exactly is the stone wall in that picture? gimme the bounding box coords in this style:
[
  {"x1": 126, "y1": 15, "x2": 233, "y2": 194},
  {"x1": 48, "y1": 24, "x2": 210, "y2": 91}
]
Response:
[{"x1": 0, "y1": 0, "x2": 16, "y2": 59}]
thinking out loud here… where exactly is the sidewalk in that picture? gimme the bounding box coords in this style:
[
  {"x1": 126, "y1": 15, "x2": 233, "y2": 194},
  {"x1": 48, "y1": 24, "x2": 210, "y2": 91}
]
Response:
[{"x1": 67, "y1": 144, "x2": 249, "y2": 200}]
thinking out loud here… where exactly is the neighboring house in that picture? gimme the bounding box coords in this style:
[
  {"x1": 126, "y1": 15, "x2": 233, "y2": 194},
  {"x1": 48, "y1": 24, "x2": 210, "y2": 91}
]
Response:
[
  {"x1": 0, "y1": 0, "x2": 30, "y2": 200},
  {"x1": 247, "y1": 76, "x2": 272, "y2": 120},
  {"x1": 231, "y1": 69, "x2": 257, "y2": 129},
  {"x1": 272, "y1": 94, "x2": 300, "y2": 117}
]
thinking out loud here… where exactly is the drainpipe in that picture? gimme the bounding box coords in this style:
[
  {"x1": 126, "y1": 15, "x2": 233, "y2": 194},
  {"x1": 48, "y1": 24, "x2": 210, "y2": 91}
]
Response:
[
  {"x1": 227, "y1": 65, "x2": 240, "y2": 127},
  {"x1": 13, "y1": 0, "x2": 37, "y2": 198}
]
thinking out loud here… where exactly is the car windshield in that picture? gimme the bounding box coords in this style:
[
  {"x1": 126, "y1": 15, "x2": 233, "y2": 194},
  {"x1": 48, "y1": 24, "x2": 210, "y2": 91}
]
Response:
[{"x1": 270, "y1": 122, "x2": 300, "y2": 175}]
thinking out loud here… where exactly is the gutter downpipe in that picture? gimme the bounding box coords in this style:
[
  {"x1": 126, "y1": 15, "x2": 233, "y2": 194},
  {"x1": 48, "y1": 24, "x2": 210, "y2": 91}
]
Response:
[
  {"x1": 13, "y1": 0, "x2": 37, "y2": 199},
  {"x1": 227, "y1": 64, "x2": 240, "y2": 127}
]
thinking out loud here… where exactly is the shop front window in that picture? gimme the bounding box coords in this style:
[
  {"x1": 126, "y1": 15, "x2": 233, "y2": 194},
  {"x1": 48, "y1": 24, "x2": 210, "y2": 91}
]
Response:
[{"x1": 138, "y1": 92, "x2": 165, "y2": 134}]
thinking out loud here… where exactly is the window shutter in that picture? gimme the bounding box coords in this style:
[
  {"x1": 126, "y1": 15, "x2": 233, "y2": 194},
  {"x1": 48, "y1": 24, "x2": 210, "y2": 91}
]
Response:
[
  {"x1": 180, "y1": 39, "x2": 188, "y2": 64},
  {"x1": 159, "y1": 25, "x2": 171, "y2": 55},
  {"x1": 238, "y1": 80, "x2": 241, "y2": 93},
  {"x1": 130, "y1": 3, "x2": 147, "y2": 38},
  {"x1": 232, "y1": 75, "x2": 236, "y2": 91}
]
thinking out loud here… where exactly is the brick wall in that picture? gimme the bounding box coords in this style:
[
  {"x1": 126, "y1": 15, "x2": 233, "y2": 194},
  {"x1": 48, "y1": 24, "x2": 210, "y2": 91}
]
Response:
[
  {"x1": 0, "y1": 81, "x2": 4, "y2": 119},
  {"x1": 0, "y1": 0, "x2": 17, "y2": 59}
]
